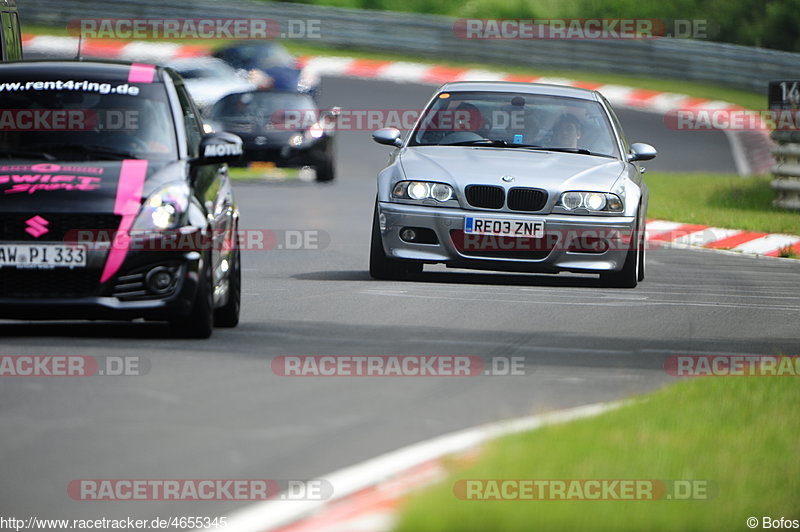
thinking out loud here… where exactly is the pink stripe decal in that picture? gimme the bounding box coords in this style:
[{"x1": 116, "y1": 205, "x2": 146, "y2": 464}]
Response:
[
  {"x1": 128, "y1": 63, "x2": 156, "y2": 84},
  {"x1": 100, "y1": 160, "x2": 147, "y2": 283}
]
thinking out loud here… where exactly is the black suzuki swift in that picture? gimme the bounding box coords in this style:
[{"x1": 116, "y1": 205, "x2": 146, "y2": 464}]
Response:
[{"x1": 0, "y1": 60, "x2": 244, "y2": 338}]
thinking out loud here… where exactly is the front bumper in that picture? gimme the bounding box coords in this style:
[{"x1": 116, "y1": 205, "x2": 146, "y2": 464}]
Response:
[
  {"x1": 378, "y1": 201, "x2": 637, "y2": 274},
  {"x1": 0, "y1": 236, "x2": 204, "y2": 321},
  {"x1": 238, "y1": 137, "x2": 331, "y2": 168}
]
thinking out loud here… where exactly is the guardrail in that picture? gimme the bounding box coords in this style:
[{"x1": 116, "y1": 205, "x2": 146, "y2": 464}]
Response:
[{"x1": 22, "y1": 0, "x2": 800, "y2": 93}]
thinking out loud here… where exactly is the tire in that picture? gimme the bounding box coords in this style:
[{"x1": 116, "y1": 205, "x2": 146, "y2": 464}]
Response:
[
  {"x1": 600, "y1": 216, "x2": 642, "y2": 289},
  {"x1": 170, "y1": 254, "x2": 214, "y2": 338},
  {"x1": 369, "y1": 202, "x2": 420, "y2": 280},
  {"x1": 637, "y1": 230, "x2": 646, "y2": 282},
  {"x1": 315, "y1": 157, "x2": 335, "y2": 182},
  {"x1": 214, "y1": 243, "x2": 241, "y2": 328}
]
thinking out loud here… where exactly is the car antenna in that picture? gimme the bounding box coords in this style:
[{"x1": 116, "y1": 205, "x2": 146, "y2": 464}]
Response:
[{"x1": 75, "y1": 33, "x2": 83, "y2": 61}]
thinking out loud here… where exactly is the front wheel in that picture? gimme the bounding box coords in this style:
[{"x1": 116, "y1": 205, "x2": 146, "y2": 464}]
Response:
[
  {"x1": 214, "y1": 244, "x2": 241, "y2": 328},
  {"x1": 369, "y1": 202, "x2": 421, "y2": 280},
  {"x1": 170, "y1": 255, "x2": 214, "y2": 338},
  {"x1": 600, "y1": 218, "x2": 642, "y2": 289},
  {"x1": 315, "y1": 157, "x2": 335, "y2": 182}
]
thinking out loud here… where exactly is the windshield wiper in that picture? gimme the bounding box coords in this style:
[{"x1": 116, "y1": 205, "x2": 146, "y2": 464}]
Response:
[
  {"x1": 0, "y1": 149, "x2": 57, "y2": 161},
  {"x1": 439, "y1": 139, "x2": 511, "y2": 147},
  {"x1": 24, "y1": 143, "x2": 139, "y2": 161},
  {"x1": 519, "y1": 146, "x2": 614, "y2": 157}
]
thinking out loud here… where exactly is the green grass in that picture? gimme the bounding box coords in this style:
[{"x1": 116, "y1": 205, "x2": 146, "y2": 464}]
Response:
[
  {"x1": 228, "y1": 165, "x2": 302, "y2": 181},
  {"x1": 393, "y1": 376, "x2": 800, "y2": 532},
  {"x1": 646, "y1": 172, "x2": 799, "y2": 235},
  {"x1": 22, "y1": 24, "x2": 764, "y2": 110}
]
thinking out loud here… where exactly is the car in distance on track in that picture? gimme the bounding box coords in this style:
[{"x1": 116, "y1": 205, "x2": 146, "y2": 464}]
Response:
[
  {"x1": 370, "y1": 81, "x2": 656, "y2": 288},
  {"x1": 166, "y1": 57, "x2": 254, "y2": 115},
  {"x1": 209, "y1": 90, "x2": 338, "y2": 182},
  {"x1": 212, "y1": 41, "x2": 319, "y2": 98},
  {"x1": 0, "y1": 60, "x2": 244, "y2": 337}
]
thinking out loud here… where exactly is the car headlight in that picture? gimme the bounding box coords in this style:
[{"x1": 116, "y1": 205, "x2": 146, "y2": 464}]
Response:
[
  {"x1": 392, "y1": 181, "x2": 455, "y2": 203},
  {"x1": 132, "y1": 183, "x2": 190, "y2": 231},
  {"x1": 558, "y1": 191, "x2": 623, "y2": 213},
  {"x1": 303, "y1": 122, "x2": 327, "y2": 143}
]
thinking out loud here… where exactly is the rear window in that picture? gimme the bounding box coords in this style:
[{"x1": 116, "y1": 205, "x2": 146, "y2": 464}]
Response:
[{"x1": 0, "y1": 78, "x2": 177, "y2": 161}]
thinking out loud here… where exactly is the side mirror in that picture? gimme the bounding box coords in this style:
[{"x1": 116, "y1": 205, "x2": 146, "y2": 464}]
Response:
[
  {"x1": 196, "y1": 132, "x2": 243, "y2": 165},
  {"x1": 319, "y1": 106, "x2": 341, "y2": 124},
  {"x1": 372, "y1": 127, "x2": 402, "y2": 147},
  {"x1": 628, "y1": 142, "x2": 657, "y2": 162}
]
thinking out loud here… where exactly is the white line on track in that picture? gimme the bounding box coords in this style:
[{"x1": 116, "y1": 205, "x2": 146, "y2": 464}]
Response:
[
  {"x1": 357, "y1": 290, "x2": 800, "y2": 311},
  {"x1": 197, "y1": 401, "x2": 623, "y2": 532}
]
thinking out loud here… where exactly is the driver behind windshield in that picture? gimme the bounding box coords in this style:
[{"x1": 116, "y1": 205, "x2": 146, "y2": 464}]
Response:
[{"x1": 550, "y1": 113, "x2": 584, "y2": 149}]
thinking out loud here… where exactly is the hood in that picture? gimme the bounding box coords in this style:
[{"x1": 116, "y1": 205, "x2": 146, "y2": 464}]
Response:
[
  {"x1": 399, "y1": 146, "x2": 625, "y2": 192},
  {"x1": 0, "y1": 159, "x2": 176, "y2": 213}
]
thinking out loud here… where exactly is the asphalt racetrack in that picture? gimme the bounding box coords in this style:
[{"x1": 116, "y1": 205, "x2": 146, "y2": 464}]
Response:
[{"x1": 1, "y1": 76, "x2": 796, "y2": 522}]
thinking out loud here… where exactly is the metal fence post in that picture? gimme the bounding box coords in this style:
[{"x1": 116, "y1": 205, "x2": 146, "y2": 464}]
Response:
[{"x1": 771, "y1": 130, "x2": 800, "y2": 210}]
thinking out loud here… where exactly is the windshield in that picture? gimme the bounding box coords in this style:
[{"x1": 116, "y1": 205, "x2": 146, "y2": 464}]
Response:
[
  {"x1": 175, "y1": 61, "x2": 233, "y2": 80},
  {"x1": 0, "y1": 79, "x2": 177, "y2": 161},
  {"x1": 410, "y1": 91, "x2": 619, "y2": 158},
  {"x1": 222, "y1": 44, "x2": 295, "y2": 70},
  {"x1": 211, "y1": 91, "x2": 317, "y2": 125}
]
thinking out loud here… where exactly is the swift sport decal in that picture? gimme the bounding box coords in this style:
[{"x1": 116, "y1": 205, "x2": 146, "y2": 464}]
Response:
[
  {"x1": 100, "y1": 159, "x2": 147, "y2": 283},
  {"x1": 0, "y1": 163, "x2": 105, "y2": 195}
]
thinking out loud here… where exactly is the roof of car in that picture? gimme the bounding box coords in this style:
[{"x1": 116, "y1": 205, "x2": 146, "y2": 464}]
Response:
[
  {"x1": 438, "y1": 81, "x2": 600, "y2": 101},
  {"x1": 0, "y1": 60, "x2": 164, "y2": 82}
]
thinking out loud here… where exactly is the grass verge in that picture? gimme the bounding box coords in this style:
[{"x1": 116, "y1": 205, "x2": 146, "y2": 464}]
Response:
[
  {"x1": 393, "y1": 376, "x2": 800, "y2": 532},
  {"x1": 22, "y1": 24, "x2": 763, "y2": 110},
  {"x1": 646, "y1": 172, "x2": 799, "y2": 235},
  {"x1": 228, "y1": 165, "x2": 304, "y2": 181}
]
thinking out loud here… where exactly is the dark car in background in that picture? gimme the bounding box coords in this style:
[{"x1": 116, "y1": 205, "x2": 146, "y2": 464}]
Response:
[
  {"x1": 209, "y1": 90, "x2": 337, "y2": 182},
  {"x1": 212, "y1": 41, "x2": 319, "y2": 98},
  {"x1": 0, "y1": 60, "x2": 244, "y2": 337}
]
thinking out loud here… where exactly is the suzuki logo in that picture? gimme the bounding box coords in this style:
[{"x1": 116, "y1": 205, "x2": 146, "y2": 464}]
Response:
[{"x1": 25, "y1": 215, "x2": 49, "y2": 238}]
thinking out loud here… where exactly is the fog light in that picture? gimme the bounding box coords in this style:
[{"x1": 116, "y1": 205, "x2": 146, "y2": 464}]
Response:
[
  {"x1": 400, "y1": 228, "x2": 417, "y2": 242},
  {"x1": 145, "y1": 267, "x2": 175, "y2": 295}
]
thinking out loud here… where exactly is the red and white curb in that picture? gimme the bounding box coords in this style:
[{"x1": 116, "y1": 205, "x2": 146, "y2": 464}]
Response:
[
  {"x1": 646, "y1": 220, "x2": 800, "y2": 258},
  {"x1": 21, "y1": 34, "x2": 773, "y2": 174},
  {"x1": 199, "y1": 401, "x2": 622, "y2": 532}
]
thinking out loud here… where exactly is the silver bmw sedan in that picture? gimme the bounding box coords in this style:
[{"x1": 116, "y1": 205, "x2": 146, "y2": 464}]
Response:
[{"x1": 370, "y1": 81, "x2": 656, "y2": 288}]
